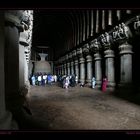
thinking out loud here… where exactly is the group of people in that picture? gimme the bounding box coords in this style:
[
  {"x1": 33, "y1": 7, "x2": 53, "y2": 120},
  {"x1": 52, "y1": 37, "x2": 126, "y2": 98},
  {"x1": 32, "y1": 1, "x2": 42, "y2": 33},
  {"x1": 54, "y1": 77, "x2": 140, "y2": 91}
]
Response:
[
  {"x1": 30, "y1": 73, "x2": 108, "y2": 92},
  {"x1": 57, "y1": 74, "x2": 78, "y2": 89},
  {"x1": 92, "y1": 76, "x2": 108, "y2": 92},
  {"x1": 30, "y1": 73, "x2": 57, "y2": 86}
]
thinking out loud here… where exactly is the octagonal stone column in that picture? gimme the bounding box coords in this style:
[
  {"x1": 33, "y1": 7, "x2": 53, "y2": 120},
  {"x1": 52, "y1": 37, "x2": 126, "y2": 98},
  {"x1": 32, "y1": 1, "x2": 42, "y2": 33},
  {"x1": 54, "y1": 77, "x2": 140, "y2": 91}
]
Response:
[
  {"x1": 61, "y1": 63, "x2": 64, "y2": 75},
  {"x1": 69, "y1": 53, "x2": 74, "y2": 75},
  {"x1": 67, "y1": 62, "x2": 70, "y2": 76},
  {"x1": 77, "y1": 48, "x2": 85, "y2": 84},
  {"x1": 4, "y1": 10, "x2": 27, "y2": 129},
  {"x1": 0, "y1": 12, "x2": 15, "y2": 129},
  {"x1": 94, "y1": 52, "x2": 102, "y2": 88},
  {"x1": 104, "y1": 49, "x2": 115, "y2": 89},
  {"x1": 73, "y1": 50, "x2": 79, "y2": 82},
  {"x1": 83, "y1": 44, "x2": 93, "y2": 87},
  {"x1": 65, "y1": 54, "x2": 70, "y2": 76},
  {"x1": 119, "y1": 42, "x2": 133, "y2": 84},
  {"x1": 89, "y1": 39, "x2": 102, "y2": 89}
]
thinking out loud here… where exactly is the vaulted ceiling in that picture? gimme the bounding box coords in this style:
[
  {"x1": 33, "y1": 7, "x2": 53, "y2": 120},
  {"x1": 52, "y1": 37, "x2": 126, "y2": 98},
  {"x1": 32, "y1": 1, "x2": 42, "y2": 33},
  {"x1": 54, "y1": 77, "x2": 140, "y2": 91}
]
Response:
[{"x1": 32, "y1": 9, "x2": 75, "y2": 60}]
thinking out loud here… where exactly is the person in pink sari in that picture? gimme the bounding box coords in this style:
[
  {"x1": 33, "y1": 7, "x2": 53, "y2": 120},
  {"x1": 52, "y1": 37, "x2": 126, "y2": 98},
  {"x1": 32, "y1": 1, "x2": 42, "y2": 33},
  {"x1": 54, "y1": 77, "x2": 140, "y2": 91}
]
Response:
[{"x1": 102, "y1": 76, "x2": 108, "y2": 92}]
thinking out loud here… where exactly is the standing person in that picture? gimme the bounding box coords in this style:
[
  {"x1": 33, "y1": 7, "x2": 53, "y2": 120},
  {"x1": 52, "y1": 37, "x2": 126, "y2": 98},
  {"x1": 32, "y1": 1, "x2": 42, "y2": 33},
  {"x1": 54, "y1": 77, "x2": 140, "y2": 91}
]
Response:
[
  {"x1": 65, "y1": 76, "x2": 70, "y2": 89},
  {"x1": 47, "y1": 74, "x2": 52, "y2": 85},
  {"x1": 54, "y1": 75, "x2": 57, "y2": 82},
  {"x1": 92, "y1": 76, "x2": 96, "y2": 89},
  {"x1": 75, "y1": 75, "x2": 78, "y2": 85},
  {"x1": 102, "y1": 76, "x2": 108, "y2": 92},
  {"x1": 31, "y1": 75, "x2": 35, "y2": 86},
  {"x1": 38, "y1": 74, "x2": 42, "y2": 86}
]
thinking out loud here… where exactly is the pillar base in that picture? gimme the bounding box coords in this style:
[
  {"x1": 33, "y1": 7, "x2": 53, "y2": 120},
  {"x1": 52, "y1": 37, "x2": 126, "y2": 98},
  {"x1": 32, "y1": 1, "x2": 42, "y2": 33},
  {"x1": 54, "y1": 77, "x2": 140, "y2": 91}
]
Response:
[
  {"x1": 0, "y1": 111, "x2": 18, "y2": 129},
  {"x1": 118, "y1": 83, "x2": 134, "y2": 92},
  {"x1": 85, "y1": 83, "x2": 92, "y2": 87},
  {"x1": 106, "y1": 82, "x2": 116, "y2": 92},
  {"x1": 95, "y1": 81, "x2": 102, "y2": 89},
  {"x1": 80, "y1": 79, "x2": 85, "y2": 84},
  {"x1": 85, "y1": 79, "x2": 92, "y2": 87}
]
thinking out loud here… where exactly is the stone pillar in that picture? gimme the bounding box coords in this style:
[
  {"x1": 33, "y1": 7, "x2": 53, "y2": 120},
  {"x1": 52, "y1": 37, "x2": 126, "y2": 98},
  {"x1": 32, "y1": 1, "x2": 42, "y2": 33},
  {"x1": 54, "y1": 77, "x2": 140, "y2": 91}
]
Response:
[
  {"x1": 119, "y1": 42, "x2": 133, "y2": 84},
  {"x1": 79, "y1": 56, "x2": 85, "y2": 84},
  {"x1": 104, "y1": 49, "x2": 115, "y2": 89},
  {"x1": 94, "y1": 52, "x2": 102, "y2": 88},
  {"x1": 5, "y1": 11, "x2": 24, "y2": 121},
  {"x1": 0, "y1": 11, "x2": 14, "y2": 129},
  {"x1": 60, "y1": 66, "x2": 62, "y2": 75},
  {"x1": 67, "y1": 62, "x2": 70, "y2": 75},
  {"x1": 64, "y1": 63, "x2": 66, "y2": 75},
  {"x1": 86, "y1": 55, "x2": 93, "y2": 86},
  {"x1": 74, "y1": 59, "x2": 79, "y2": 82},
  {"x1": 19, "y1": 44, "x2": 25, "y2": 88},
  {"x1": 70, "y1": 61, "x2": 74, "y2": 75},
  {"x1": 51, "y1": 61, "x2": 54, "y2": 74},
  {"x1": 5, "y1": 16, "x2": 20, "y2": 100},
  {"x1": 61, "y1": 64, "x2": 64, "y2": 75},
  {"x1": 72, "y1": 50, "x2": 79, "y2": 81},
  {"x1": 19, "y1": 30, "x2": 29, "y2": 88}
]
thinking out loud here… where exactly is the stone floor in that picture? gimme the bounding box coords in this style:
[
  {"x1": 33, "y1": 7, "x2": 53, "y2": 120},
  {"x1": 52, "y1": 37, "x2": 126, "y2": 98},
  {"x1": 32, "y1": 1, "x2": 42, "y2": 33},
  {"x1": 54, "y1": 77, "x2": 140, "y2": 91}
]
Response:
[{"x1": 20, "y1": 83, "x2": 140, "y2": 131}]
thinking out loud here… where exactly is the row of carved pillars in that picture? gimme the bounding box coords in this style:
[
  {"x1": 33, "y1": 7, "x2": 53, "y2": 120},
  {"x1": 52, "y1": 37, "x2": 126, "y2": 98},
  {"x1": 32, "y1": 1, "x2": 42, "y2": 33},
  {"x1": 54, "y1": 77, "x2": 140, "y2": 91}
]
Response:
[{"x1": 55, "y1": 42, "x2": 133, "y2": 90}]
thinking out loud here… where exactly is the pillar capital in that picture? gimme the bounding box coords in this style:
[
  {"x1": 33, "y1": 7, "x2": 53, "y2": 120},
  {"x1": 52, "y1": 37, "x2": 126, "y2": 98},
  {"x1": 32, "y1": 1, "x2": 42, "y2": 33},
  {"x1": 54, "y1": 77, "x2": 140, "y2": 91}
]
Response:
[
  {"x1": 77, "y1": 47, "x2": 83, "y2": 58},
  {"x1": 100, "y1": 32, "x2": 111, "y2": 50},
  {"x1": 65, "y1": 54, "x2": 69, "y2": 62},
  {"x1": 119, "y1": 42, "x2": 133, "y2": 55},
  {"x1": 5, "y1": 10, "x2": 24, "y2": 30},
  {"x1": 79, "y1": 57, "x2": 85, "y2": 64},
  {"x1": 5, "y1": 10, "x2": 33, "y2": 32},
  {"x1": 104, "y1": 49, "x2": 115, "y2": 58},
  {"x1": 112, "y1": 22, "x2": 132, "y2": 45},
  {"x1": 86, "y1": 55, "x2": 92, "y2": 62},
  {"x1": 72, "y1": 50, "x2": 78, "y2": 60},
  {"x1": 74, "y1": 59, "x2": 79, "y2": 65},
  {"x1": 68, "y1": 52, "x2": 73, "y2": 61},
  {"x1": 82, "y1": 43, "x2": 90, "y2": 56},
  {"x1": 94, "y1": 52, "x2": 102, "y2": 61},
  {"x1": 89, "y1": 39, "x2": 101, "y2": 52}
]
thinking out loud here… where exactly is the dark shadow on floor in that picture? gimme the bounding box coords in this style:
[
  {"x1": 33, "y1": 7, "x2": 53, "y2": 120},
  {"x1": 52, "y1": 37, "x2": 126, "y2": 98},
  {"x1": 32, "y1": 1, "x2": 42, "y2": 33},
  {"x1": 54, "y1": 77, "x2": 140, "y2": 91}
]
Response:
[{"x1": 111, "y1": 85, "x2": 140, "y2": 106}]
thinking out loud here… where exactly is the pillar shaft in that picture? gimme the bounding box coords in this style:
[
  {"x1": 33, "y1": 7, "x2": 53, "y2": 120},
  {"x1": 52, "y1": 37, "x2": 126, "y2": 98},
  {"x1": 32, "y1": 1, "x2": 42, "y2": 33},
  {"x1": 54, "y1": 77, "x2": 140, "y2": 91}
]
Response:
[
  {"x1": 5, "y1": 26, "x2": 20, "y2": 95},
  {"x1": 119, "y1": 43, "x2": 133, "y2": 84},
  {"x1": 64, "y1": 64, "x2": 67, "y2": 75},
  {"x1": 67, "y1": 62, "x2": 70, "y2": 75},
  {"x1": 86, "y1": 55, "x2": 93, "y2": 86},
  {"x1": 0, "y1": 12, "x2": 13, "y2": 129},
  {"x1": 94, "y1": 52, "x2": 102, "y2": 87},
  {"x1": 75, "y1": 59, "x2": 79, "y2": 81},
  {"x1": 71, "y1": 61, "x2": 74, "y2": 75},
  {"x1": 104, "y1": 49, "x2": 115, "y2": 88},
  {"x1": 79, "y1": 56, "x2": 85, "y2": 83},
  {"x1": 19, "y1": 44, "x2": 25, "y2": 88},
  {"x1": 61, "y1": 64, "x2": 64, "y2": 75}
]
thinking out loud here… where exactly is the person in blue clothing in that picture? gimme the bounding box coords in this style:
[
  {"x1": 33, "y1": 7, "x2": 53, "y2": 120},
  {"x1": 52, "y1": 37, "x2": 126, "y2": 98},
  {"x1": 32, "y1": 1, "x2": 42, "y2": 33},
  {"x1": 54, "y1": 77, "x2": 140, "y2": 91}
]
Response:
[
  {"x1": 92, "y1": 76, "x2": 96, "y2": 88},
  {"x1": 47, "y1": 74, "x2": 52, "y2": 85},
  {"x1": 31, "y1": 75, "x2": 35, "y2": 86}
]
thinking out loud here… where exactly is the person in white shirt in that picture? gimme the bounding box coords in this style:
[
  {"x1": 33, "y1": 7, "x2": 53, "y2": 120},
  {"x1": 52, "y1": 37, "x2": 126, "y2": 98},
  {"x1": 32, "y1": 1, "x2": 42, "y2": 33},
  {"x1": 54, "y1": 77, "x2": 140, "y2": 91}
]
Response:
[{"x1": 38, "y1": 75, "x2": 42, "y2": 86}]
